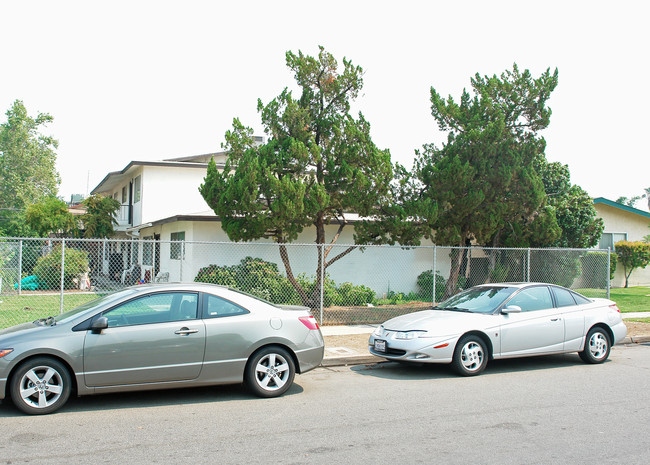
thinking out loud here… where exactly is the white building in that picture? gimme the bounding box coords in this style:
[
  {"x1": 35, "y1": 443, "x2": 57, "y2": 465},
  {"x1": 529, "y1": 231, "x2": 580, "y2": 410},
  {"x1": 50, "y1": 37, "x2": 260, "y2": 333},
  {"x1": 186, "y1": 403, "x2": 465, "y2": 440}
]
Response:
[{"x1": 90, "y1": 152, "x2": 441, "y2": 295}]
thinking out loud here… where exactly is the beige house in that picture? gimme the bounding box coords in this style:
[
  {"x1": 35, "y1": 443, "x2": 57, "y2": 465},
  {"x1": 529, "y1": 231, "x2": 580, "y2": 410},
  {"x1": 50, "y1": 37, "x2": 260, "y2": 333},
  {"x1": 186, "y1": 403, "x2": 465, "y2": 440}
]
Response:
[{"x1": 594, "y1": 197, "x2": 650, "y2": 286}]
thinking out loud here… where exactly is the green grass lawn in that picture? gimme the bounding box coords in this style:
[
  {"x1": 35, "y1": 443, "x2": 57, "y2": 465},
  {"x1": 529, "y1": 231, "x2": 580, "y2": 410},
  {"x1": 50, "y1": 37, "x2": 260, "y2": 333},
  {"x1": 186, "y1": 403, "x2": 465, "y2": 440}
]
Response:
[
  {"x1": 608, "y1": 286, "x2": 650, "y2": 313},
  {"x1": 628, "y1": 318, "x2": 650, "y2": 323},
  {"x1": 0, "y1": 293, "x2": 98, "y2": 329}
]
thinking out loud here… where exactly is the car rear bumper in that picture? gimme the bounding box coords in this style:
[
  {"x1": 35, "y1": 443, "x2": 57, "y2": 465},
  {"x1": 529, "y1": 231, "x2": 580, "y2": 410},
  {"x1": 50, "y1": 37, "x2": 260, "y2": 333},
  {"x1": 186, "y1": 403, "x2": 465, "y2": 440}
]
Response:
[
  {"x1": 296, "y1": 345, "x2": 324, "y2": 373},
  {"x1": 612, "y1": 320, "x2": 628, "y2": 344}
]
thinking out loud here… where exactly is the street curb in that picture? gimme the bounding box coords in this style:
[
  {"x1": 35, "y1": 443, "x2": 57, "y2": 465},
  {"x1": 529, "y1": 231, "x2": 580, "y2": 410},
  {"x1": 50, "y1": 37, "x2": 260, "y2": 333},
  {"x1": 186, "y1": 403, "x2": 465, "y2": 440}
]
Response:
[
  {"x1": 623, "y1": 335, "x2": 650, "y2": 344},
  {"x1": 321, "y1": 354, "x2": 382, "y2": 367}
]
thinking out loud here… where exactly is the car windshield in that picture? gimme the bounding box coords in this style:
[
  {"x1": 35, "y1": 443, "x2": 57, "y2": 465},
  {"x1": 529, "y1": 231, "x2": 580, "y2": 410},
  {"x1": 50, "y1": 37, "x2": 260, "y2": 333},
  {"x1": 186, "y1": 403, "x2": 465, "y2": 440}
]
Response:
[
  {"x1": 54, "y1": 288, "x2": 140, "y2": 324},
  {"x1": 435, "y1": 286, "x2": 517, "y2": 314}
]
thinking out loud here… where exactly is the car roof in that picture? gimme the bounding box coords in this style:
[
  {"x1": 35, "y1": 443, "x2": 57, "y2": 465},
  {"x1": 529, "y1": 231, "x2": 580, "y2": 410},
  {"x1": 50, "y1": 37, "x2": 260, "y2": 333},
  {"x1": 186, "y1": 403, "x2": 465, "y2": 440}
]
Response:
[
  {"x1": 124, "y1": 282, "x2": 229, "y2": 293},
  {"x1": 474, "y1": 282, "x2": 562, "y2": 289}
]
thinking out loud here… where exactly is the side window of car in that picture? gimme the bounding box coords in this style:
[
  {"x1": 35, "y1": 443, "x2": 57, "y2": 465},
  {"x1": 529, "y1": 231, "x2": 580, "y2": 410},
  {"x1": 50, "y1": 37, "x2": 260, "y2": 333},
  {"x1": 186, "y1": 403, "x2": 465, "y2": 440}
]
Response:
[
  {"x1": 571, "y1": 292, "x2": 592, "y2": 305},
  {"x1": 551, "y1": 287, "x2": 576, "y2": 308},
  {"x1": 205, "y1": 294, "x2": 249, "y2": 319},
  {"x1": 104, "y1": 292, "x2": 198, "y2": 327},
  {"x1": 507, "y1": 287, "x2": 553, "y2": 312}
]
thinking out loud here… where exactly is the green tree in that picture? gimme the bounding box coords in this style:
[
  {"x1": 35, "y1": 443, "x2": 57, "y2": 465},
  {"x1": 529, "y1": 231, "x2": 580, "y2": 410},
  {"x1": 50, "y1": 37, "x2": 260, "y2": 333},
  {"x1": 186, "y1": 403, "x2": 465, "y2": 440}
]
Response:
[
  {"x1": 535, "y1": 159, "x2": 603, "y2": 248},
  {"x1": 0, "y1": 100, "x2": 60, "y2": 236},
  {"x1": 616, "y1": 187, "x2": 650, "y2": 210},
  {"x1": 81, "y1": 194, "x2": 120, "y2": 238},
  {"x1": 25, "y1": 197, "x2": 78, "y2": 237},
  {"x1": 200, "y1": 47, "x2": 393, "y2": 307},
  {"x1": 391, "y1": 65, "x2": 559, "y2": 296},
  {"x1": 615, "y1": 240, "x2": 650, "y2": 288}
]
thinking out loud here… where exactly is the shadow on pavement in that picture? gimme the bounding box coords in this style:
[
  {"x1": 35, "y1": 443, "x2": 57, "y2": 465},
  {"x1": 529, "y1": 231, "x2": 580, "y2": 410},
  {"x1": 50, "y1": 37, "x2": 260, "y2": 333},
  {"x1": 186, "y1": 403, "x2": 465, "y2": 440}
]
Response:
[
  {"x1": 351, "y1": 352, "x2": 591, "y2": 380},
  {"x1": 0, "y1": 382, "x2": 305, "y2": 417}
]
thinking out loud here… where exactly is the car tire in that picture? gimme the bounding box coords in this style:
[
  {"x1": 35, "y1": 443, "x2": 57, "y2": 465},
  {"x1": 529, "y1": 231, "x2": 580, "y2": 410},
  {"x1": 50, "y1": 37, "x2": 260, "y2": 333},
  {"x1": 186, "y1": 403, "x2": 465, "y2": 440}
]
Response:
[
  {"x1": 245, "y1": 346, "x2": 295, "y2": 398},
  {"x1": 579, "y1": 327, "x2": 611, "y2": 364},
  {"x1": 10, "y1": 357, "x2": 72, "y2": 415},
  {"x1": 452, "y1": 335, "x2": 488, "y2": 376}
]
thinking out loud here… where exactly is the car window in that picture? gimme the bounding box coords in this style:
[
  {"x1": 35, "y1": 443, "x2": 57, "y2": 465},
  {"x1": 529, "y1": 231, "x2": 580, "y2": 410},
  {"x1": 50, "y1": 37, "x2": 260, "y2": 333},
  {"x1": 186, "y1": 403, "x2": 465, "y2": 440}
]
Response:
[
  {"x1": 506, "y1": 287, "x2": 553, "y2": 312},
  {"x1": 205, "y1": 294, "x2": 249, "y2": 319},
  {"x1": 436, "y1": 286, "x2": 517, "y2": 314},
  {"x1": 571, "y1": 292, "x2": 592, "y2": 305},
  {"x1": 551, "y1": 287, "x2": 576, "y2": 308},
  {"x1": 104, "y1": 292, "x2": 198, "y2": 327}
]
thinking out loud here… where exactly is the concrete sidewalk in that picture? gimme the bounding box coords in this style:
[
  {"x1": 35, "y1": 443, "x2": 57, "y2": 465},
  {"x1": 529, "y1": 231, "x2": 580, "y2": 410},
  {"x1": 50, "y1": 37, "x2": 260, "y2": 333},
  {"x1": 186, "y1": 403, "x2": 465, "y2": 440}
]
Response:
[{"x1": 320, "y1": 312, "x2": 650, "y2": 367}]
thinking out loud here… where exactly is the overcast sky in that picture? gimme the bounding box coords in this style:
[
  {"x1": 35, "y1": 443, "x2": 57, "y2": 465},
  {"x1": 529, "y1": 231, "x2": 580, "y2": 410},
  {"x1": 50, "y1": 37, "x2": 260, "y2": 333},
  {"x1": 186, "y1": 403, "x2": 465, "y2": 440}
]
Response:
[{"x1": 1, "y1": 0, "x2": 648, "y2": 210}]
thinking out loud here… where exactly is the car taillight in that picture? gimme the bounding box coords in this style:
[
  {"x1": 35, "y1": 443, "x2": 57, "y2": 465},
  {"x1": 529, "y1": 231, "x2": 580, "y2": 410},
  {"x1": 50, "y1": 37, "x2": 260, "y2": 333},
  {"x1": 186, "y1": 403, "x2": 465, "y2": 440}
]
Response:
[
  {"x1": 609, "y1": 304, "x2": 621, "y2": 313},
  {"x1": 299, "y1": 316, "x2": 320, "y2": 330}
]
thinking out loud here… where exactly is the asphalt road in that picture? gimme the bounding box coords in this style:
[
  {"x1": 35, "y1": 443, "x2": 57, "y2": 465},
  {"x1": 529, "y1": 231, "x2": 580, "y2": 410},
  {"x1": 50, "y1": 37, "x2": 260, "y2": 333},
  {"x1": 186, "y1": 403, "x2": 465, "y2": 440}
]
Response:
[{"x1": 1, "y1": 344, "x2": 649, "y2": 464}]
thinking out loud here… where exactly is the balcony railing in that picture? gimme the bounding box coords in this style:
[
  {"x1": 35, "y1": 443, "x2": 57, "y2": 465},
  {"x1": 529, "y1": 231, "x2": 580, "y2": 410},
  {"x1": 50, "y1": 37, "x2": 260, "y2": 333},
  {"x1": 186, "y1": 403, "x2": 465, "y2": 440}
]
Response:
[{"x1": 114, "y1": 204, "x2": 133, "y2": 227}]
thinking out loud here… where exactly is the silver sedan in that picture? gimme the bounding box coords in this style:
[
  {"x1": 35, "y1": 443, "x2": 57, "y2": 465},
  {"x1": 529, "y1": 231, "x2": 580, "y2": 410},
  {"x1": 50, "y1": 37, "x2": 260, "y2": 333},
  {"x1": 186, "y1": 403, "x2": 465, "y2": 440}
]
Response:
[
  {"x1": 369, "y1": 283, "x2": 627, "y2": 375},
  {"x1": 0, "y1": 283, "x2": 324, "y2": 414}
]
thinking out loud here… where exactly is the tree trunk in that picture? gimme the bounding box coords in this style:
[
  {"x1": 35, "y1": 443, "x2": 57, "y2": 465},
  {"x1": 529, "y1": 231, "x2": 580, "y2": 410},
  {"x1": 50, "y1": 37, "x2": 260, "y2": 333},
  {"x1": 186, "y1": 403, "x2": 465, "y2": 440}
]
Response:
[
  {"x1": 278, "y1": 243, "x2": 310, "y2": 306},
  {"x1": 444, "y1": 246, "x2": 463, "y2": 300}
]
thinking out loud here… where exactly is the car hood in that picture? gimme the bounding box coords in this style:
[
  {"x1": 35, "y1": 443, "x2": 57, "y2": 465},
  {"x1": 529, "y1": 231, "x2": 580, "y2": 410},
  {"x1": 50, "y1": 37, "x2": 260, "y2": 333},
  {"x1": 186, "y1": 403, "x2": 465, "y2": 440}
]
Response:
[
  {"x1": 382, "y1": 310, "x2": 496, "y2": 336},
  {"x1": 0, "y1": 321, "x2": 55, "y2": 342}
]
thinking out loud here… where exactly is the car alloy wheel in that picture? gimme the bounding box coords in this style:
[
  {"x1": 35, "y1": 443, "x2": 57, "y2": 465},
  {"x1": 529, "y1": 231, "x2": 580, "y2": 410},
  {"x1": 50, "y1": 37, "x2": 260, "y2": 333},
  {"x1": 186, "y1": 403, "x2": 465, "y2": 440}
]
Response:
[
  {"x1": 10, "y1": 358, "x2": 72, "y2": 415},
  {"x1": 452, "y1": 336, "x2": 488, "y2": 376},
  {"x1": 579, "y1": 327, "x2": 611, "y2": 364},
  {"x1": 245, "y1": 346, "x2": 295, "y2": 398}
]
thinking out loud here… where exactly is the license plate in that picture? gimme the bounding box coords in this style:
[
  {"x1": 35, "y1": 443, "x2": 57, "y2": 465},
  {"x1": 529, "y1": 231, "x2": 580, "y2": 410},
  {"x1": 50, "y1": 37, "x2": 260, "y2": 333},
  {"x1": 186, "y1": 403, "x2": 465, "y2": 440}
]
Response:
[{"x1": 374, "y1": 339, "x2": 387, "y2": 353}]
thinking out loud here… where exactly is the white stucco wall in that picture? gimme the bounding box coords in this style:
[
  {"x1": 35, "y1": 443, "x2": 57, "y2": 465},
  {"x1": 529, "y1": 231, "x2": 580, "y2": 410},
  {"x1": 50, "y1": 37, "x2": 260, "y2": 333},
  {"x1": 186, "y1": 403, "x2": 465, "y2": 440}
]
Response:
[
  {"x1": 140, "y1": 166, "x2": 210, "y2": 225},
  {"x1": 137, "y1": 219, "x2": 445, "y2": 297}
]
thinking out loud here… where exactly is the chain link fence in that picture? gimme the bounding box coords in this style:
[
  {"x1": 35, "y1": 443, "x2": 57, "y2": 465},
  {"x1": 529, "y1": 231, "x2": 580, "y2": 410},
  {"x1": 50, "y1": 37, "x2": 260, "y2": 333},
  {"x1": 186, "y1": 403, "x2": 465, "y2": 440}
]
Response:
[{"x1": 0, "y1": 237, "x2": 612, "y2": 328}]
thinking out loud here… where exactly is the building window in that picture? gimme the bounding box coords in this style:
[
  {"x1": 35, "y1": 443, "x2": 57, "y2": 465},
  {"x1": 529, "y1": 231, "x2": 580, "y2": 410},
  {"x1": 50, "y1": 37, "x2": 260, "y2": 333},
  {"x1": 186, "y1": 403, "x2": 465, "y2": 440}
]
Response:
[
  {"x1": 598, "y1": 232, "x2": 627, "y2": 251},
  {"x1": 122, "y1": 186, "x2": 128, "y2": 204},
  {"x1": 170, "y1": 231, "x2": 185, "y2": 260},
  {"x1": 143, "y1": 236, "x2": 154, "y2": 266},
  {"x1": 134, "y1": 175, "x2": 141, "y2": 203}
]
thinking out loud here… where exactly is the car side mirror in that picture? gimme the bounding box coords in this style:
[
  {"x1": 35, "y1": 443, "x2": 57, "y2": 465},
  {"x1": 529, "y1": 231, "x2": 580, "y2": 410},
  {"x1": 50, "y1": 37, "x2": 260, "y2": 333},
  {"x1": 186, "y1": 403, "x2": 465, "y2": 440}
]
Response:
[
  {"x1": 502, "y1": 305, "x2": 522, "y2": 314},
  {"x1": 91, "y1": 316, "x2": 109, "y2": 333}
]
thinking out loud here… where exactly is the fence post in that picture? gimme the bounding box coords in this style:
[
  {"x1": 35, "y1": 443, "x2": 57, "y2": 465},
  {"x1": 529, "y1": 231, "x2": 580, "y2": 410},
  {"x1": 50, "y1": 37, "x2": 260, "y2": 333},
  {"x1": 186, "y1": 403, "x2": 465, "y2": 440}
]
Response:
[
  {"x1": 18, "y1": 240, "x2": 23, "y2": 295},
  {"x1": 607, "y1": 247, "x2": 611, "y2": 300},
  {"x1": 432, "y1": 245, "x2": 437, "y2": 306},
  {"x1": 526, "y1": 248, "x2": 531, "y2": 282},
  {"x1": 319, "y1": 244, "x2": 324, "y2": 325},
  {"x1": 60, "y1": 239, "x2": 65, "y2": 314}
]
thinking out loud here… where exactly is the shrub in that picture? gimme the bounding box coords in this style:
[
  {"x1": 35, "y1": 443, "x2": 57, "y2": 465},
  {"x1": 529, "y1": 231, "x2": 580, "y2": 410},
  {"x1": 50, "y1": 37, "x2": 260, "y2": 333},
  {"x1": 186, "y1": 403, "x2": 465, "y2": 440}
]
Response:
[
  {"x1": 33, "y1": 246, "x2": 89, "y2": 290},
  {"x1": 336, "y1": 281, "x2": 376, "y2": 306},
  {"x1": 416, "y1": 270, "x2": 447, "y2": 302},
  {"x1": 194, "y1": 264, "x2": 238, "y2": 288},
  {"x1": 195, "y1": 257, "x2": 300, "y2": 303},
  {"x1": 530, "y1": 250, "x2": 582, "y2": 288},
  {"x1": 581, "y1": 252, "x2": 617, "y2": 287},
  {"x1": 195, "y1": 257, "x2": 377, "y2": 307}
]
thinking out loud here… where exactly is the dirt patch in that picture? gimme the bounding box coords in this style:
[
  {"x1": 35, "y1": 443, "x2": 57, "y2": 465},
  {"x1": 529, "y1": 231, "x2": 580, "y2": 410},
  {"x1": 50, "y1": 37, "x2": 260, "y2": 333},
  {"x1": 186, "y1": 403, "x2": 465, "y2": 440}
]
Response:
[
  {"x1": 319, "y1": 302, "x2": 431, "y2": 325},
  {"x1": 324, "y1": 334, "x2": 370, "y2": 353},
  {"x1": 624, "y1": 321, "x2": 650, "y2": 338}
]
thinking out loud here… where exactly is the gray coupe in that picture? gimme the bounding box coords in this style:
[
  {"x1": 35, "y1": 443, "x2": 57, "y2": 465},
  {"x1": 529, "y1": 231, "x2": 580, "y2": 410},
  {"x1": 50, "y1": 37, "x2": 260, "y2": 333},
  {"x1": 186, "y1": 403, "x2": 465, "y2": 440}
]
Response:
[{"x1": 0, "y1": 283, "x2": 324, "y2": 414}]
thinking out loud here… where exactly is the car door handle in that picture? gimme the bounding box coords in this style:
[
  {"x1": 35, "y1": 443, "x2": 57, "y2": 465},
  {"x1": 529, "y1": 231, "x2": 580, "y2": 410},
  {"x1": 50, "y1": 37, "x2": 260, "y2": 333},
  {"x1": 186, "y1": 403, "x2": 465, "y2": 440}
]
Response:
[
  {"x1": 550, "y1": 318, "x2": 561, "y2": 322},
  {"x1": 175, "y1": 328, "x2": 199, "y2": 335}
]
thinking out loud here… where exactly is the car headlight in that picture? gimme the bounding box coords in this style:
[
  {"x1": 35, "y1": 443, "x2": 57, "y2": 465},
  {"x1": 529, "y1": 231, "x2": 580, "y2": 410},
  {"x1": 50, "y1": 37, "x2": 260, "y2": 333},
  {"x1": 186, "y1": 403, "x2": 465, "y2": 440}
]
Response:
[{"x1": 394, "y1": 330, "x2": 429, "y2": 340}]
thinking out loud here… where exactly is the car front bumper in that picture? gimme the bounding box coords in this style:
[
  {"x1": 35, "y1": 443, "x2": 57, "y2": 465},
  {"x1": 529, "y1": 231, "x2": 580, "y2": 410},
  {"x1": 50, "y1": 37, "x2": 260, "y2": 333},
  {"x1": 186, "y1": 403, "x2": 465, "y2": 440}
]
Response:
[{"x1": 368, "y1": 333, "x2": 457, "y2": 364}]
